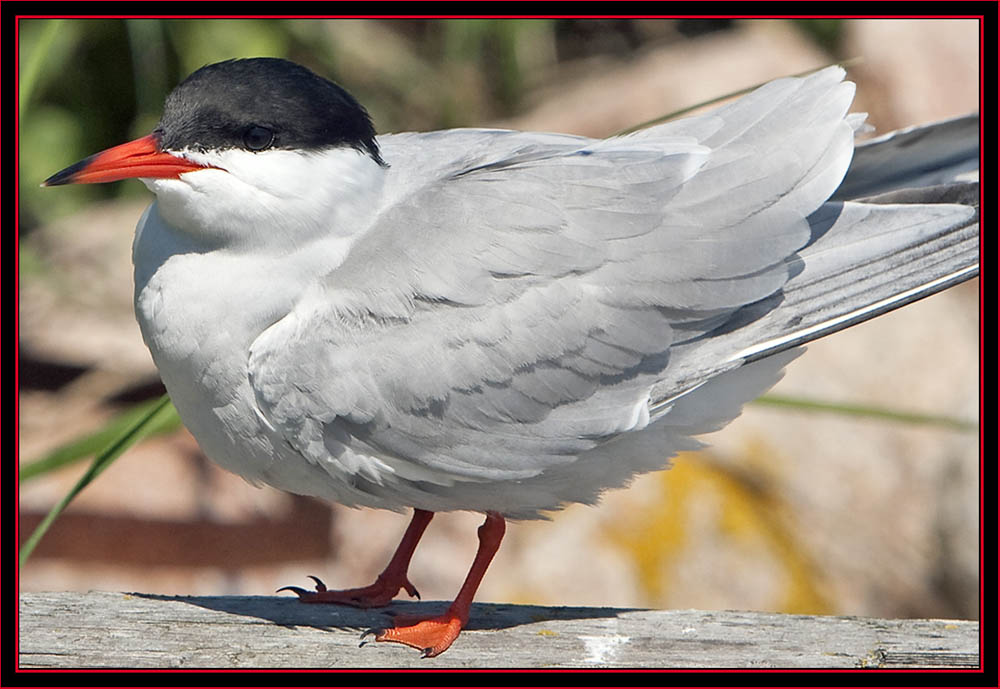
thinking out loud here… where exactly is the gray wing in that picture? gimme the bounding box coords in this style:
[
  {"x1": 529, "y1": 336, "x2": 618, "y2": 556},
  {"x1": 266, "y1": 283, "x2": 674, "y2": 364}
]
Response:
[{"x1": 247, "y1": 67, "x2": 859, "y2": 482}]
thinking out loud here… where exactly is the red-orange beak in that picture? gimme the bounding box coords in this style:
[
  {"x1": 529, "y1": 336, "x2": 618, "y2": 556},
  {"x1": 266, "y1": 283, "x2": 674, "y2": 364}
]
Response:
[{"x1": 42, "y1": 134, "x2": 211, "y2": 186}]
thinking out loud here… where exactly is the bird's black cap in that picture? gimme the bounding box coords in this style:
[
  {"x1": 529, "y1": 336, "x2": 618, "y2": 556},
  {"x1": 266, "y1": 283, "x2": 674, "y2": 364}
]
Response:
[{"x1": 155, "y1": 57, "x2": 384, "y2": 165}]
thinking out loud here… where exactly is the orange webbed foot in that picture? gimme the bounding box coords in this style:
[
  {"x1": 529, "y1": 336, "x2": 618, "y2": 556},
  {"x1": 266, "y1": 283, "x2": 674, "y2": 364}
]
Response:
[{"x1": 362, "y1": 611, "x2": 465, "y2": 658}]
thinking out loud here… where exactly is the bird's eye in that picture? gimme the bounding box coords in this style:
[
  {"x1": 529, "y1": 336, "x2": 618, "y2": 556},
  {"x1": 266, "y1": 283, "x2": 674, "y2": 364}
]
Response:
[{"x1": 243, "y1": 126, "x2": 274, "y2": 151}]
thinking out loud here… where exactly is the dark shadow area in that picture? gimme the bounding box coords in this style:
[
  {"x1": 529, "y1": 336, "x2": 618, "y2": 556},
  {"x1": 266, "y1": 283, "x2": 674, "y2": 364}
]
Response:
[
  {"x1": 106, "y1": 376, "x2": 168, "y2": 404},
  {"x1": 18, "y1": 349, "x2": 90, "y2": 392},
  {"x1": 129, "y1": 591, "x2": 644, "y2": 635}
]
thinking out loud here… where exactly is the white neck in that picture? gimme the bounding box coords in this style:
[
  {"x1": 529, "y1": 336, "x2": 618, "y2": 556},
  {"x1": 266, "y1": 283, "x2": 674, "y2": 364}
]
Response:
[{"x1": 139, "y1": 146, "x2": 387, "y2": 254}]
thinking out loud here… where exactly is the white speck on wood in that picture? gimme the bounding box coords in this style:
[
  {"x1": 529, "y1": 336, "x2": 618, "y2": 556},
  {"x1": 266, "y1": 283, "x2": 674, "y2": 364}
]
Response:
[{"x1": 580, "y1": 634, "x2": 631, "y2": 664}]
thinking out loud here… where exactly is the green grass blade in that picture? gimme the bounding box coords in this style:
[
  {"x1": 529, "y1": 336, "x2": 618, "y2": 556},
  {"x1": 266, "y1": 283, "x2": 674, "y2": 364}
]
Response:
[
  {"x1": 18, "y1": 19, "x2": 65, "y2": 120},
  {"x1": 19, "y1": 397, "x2": 182, "y2": 482},
  {"x1": 753, "y1": 394, "x2": 977, "y2": 432},
  {"x1": 19, "y1": 395, "x2": 176, "y2": 566}
]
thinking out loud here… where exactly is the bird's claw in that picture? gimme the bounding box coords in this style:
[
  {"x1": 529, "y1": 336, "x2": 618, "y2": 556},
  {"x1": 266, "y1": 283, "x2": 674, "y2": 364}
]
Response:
[
  {"x1": 277, "y1": 576, "x2": 328, "y2": 599},
  {"x1": 402, "y1": 578, "x2": 421, "y2": 600},
  {"x1": 276, "y1": 585, "x2": 309, "y2": 597},
  {"x1": 306, "y1": 574, "x2": 328, "y2": 592},
  {"x1": 359, "y1": 627, "x2": 382, "y2": 648}
]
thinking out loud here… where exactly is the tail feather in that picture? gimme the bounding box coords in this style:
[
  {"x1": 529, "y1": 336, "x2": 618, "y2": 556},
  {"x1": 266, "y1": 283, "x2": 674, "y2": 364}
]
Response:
[
  {"x1": 834, "y1": 114, "x2": 979, "y2": 200},
  {"x1": 650, "y1": 171, "x2": 979, "y2": 409}
]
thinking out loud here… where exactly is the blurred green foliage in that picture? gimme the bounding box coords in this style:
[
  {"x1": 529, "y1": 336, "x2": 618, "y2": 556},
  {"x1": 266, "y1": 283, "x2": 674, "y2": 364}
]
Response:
[{"x1": 792, "y1": 19, "x2": 845, "y2": 54}]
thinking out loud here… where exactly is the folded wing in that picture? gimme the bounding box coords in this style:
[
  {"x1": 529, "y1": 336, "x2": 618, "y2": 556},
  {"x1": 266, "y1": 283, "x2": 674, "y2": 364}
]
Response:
[{"x1": 248, "y1": 67, "x2": 862, "y2": 484}]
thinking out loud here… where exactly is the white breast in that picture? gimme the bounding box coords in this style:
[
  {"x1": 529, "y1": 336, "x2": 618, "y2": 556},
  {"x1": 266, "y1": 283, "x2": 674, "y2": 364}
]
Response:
[
  {"x1": 130, "y1": 174, "x2": 383, "y2": 495},
  {"x1": 129, "y1": 146, "x2": 389, "y2": 487}
]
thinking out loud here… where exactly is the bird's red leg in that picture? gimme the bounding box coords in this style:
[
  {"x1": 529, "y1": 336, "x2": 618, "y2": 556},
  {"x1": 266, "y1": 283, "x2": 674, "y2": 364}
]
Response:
[
  {"x1": 279, "y1": 509, "x2": 434, "y2": 608},
  {"x1": 369, "y1": 511, "x2": 506, "y2": 657}
]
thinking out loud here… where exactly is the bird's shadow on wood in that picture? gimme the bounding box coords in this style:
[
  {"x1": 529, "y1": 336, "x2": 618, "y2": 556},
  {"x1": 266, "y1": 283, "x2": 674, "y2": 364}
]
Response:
[{"x1": 130, "y1": 592, "x2": 641, "y2": 634}]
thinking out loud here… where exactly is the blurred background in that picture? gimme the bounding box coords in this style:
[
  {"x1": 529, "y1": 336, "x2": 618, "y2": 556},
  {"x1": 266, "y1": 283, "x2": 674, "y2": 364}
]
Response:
[{"x1": 18, "y1": 18, "x2": 980, "y2": 623}]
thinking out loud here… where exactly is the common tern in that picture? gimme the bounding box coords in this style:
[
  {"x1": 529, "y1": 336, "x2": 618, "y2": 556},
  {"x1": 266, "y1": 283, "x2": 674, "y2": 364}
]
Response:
[{"x1": 44, "y1": 57, "x2": 979, "y2": 657}]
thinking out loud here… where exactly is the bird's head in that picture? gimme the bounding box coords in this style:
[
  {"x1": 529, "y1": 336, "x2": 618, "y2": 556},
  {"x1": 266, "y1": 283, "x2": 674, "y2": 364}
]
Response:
[{"x1": 44, "y1": 57, "x2": 387, "y2": 249}]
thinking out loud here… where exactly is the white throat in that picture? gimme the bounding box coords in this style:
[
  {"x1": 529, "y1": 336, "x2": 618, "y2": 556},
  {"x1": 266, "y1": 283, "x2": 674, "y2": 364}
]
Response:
[{"x1": 140, "y1": 146, "x2": 387, "y2": 254}]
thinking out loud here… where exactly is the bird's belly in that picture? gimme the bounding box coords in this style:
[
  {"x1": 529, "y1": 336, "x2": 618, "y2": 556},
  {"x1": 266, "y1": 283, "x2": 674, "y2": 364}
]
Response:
[
  {"x1": 139, "y1": 310, "x2": 390, "y2": 503},
  {"x1": 133, "y1": 264, "x2": 418, "y2": 506},
  {"x1": 137, "y1": 291, "x2": 276, "y2": 483}
]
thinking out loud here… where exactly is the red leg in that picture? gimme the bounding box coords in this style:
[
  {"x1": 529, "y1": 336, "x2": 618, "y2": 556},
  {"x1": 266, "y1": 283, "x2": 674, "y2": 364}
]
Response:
[
  {"x1": 369, "y1": 511, "x2": 506, "y2": 657},
  {"x1": 279, "y1": 509, "x2": 433, "y2": 608}
]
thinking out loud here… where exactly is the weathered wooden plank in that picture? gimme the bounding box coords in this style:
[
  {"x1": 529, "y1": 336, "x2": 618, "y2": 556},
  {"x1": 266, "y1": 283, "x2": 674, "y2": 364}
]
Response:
[{"x1": 18, "y1": 591, "x2": 979, "y2": 669}]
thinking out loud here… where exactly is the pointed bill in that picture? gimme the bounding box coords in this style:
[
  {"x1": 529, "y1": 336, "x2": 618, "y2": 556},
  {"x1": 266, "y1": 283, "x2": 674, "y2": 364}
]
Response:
[{"x1": 42, "y1": 134, "x2": 210, "y2": 186}]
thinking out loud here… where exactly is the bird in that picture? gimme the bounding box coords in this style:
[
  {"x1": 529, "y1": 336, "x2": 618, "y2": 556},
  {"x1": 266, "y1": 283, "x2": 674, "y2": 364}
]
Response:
[{"x1": 43, "y1": 57, "x2": 979, "y2": 658}]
